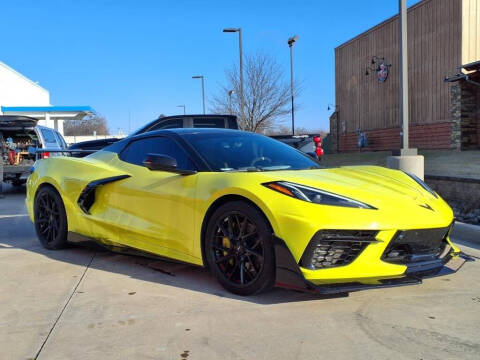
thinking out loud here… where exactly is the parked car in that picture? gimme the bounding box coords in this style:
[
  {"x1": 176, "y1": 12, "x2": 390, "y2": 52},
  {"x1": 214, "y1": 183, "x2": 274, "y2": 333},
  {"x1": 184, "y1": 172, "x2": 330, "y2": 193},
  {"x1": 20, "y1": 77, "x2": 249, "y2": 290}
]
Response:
[
  {"x1": 27, "y1": 128, "x2": 464, "y2": 296},
  {"x1": 0, "y1": 115, "x2": 67, "y2": 186},
  {"x1": 67, "y1": 115, "x2": 238, "y2": 157},
  {"x1": 67, "y1": 114, "x2": 323, "y2": 159},
  {"x1": 68, "y1": 137, "x2": 122, "y2": 158}
]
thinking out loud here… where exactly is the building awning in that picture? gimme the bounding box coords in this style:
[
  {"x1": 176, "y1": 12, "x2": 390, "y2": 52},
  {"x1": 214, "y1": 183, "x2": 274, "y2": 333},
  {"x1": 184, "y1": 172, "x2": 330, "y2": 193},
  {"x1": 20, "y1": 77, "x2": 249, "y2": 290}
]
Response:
[
  {"x1": 463, "y1": 60, "x2": 480, "y2": 72},
  {"x1": 444, "y1": 61, "x2": 480, "y2": 86},
  {"x1": 1, "y1": 105, "x2": 96, "y2": 120}
]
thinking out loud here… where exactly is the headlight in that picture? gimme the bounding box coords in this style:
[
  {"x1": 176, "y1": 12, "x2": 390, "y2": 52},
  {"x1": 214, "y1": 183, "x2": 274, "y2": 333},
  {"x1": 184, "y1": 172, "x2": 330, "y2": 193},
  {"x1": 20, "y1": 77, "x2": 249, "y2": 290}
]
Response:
[
  {"x1": 262, "y1": 181, "x2": 376, "y2": 209},
  {"x1": 405, "y1": 172, "x2": 438, "y2": 198}
]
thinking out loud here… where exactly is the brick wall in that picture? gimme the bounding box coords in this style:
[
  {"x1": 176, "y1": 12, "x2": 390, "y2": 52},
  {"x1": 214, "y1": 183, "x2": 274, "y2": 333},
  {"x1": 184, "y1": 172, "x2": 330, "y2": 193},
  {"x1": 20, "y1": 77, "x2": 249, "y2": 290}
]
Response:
[
  {"x1": 338, "y1": 122, "x2": 452, "y2": 152},
  {"x1": 450, "y1": 81, "x2": 480, "y2": 150}
]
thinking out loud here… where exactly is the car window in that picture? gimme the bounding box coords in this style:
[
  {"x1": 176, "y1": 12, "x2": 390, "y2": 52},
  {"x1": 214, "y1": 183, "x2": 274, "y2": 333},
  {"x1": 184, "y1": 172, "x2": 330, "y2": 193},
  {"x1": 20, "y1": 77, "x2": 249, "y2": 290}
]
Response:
[
  {"x1": 40, "y1": 128, "x2": 58, "y2": 145},
  {"x1": 193, "y1": 118, "x2": 225, "y2": 128},
  {"x1": 53, "y1": 131, "x2": 67, "y2": 149},
  {"x1": 227, "y1": 117, "x2": 239, "y2": 129},
  {"x1": 149, "y1": 118, "x2": 183, "y2": 131},
  {"x1": 120, "y1": 136, "x2": 195, "y2": 170},
  {"x1": 182, "y1": 132, "x2": 321, "y2": 172}
]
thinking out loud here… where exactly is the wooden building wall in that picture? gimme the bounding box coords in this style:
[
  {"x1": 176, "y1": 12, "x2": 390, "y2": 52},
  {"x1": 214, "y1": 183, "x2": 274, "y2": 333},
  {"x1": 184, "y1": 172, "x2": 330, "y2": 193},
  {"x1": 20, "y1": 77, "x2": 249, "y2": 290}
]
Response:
[
  {"x1": 334, "y1": 0, "x2": 463, "y2": 151},
  {"x1": 462, "y1": 0, "x2": 480, "y2": 65}
]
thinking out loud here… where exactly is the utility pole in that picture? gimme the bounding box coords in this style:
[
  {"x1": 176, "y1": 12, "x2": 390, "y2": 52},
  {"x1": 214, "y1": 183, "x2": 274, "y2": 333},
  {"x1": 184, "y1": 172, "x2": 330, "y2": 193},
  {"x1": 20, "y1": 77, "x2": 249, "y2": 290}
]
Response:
[
  {"x1": 192, "y1": 75, "x2": 206, "y2": 114},
  {"x1": 223, "y1": 28, "x2": 244, "y2": 122},
  {"x1": 399, "y1": 0, "x2": 409, "y2": 150},
  {"x1": 387, "y1": 0, "x2": 424, "y2": 179},
  {"x1": 228, "y1": 90, "x2": 235, "y2": 115},
  {"x1": 177, "y1": 105, "x2": 186, "y2": 115},
  {"x1": 288, "y1": 35, "x2": 299, "y2": 135}
]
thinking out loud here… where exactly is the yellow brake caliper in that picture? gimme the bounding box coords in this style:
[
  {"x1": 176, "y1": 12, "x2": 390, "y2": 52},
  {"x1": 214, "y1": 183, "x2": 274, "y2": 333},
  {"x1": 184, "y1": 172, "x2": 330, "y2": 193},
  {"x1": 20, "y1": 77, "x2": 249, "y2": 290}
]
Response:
[{"x1": 222, "y1": 237, "x2": 234, "y2": 265}]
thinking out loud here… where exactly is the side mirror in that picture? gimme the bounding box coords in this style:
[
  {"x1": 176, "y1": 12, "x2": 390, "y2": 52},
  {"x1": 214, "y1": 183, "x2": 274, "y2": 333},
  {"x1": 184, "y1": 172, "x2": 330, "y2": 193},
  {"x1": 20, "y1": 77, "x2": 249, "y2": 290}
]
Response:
[{"x1": 143, "y1": 153, "x2": 196, "y2": 175}]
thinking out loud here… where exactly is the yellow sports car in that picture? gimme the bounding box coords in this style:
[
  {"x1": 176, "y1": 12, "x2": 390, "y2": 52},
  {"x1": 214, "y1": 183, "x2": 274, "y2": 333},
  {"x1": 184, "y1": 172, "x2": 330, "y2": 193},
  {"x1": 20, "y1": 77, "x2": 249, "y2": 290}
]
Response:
[{"x1": 26, "y1": 129, "x2": 465, "y2": 295}]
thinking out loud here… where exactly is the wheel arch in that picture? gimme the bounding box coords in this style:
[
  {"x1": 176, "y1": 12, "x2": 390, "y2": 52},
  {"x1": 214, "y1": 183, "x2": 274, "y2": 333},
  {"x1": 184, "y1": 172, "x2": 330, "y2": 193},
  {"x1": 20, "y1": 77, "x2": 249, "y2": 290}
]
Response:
[
  {"x1": 200, "y1": 194, "x2": 276, "y2": 268},
  {"x1": 33, "y1": 180, "x2": 63, "y2": 204},
  {"x1": 32, "y1": 180, "x2": 68, "y2": 223}
]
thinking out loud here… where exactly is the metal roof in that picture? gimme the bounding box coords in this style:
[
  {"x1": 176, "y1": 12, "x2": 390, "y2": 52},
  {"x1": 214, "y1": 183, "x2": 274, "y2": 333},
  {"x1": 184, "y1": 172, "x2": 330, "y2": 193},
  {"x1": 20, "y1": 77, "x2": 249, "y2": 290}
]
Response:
[{"x1": 1, "y1": 106, "x2": 96, "y2": 113}]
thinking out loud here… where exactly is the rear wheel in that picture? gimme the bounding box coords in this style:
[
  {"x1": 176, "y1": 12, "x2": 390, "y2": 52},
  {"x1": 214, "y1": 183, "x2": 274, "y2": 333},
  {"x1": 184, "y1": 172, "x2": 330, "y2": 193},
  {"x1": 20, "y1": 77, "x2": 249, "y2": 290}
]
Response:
[
  {"x1": 205, "y1": 201, "x2": 275, "y2": 296},
  {"x1": 34, "y1": 186, "x2": 68, "y2": 250}
]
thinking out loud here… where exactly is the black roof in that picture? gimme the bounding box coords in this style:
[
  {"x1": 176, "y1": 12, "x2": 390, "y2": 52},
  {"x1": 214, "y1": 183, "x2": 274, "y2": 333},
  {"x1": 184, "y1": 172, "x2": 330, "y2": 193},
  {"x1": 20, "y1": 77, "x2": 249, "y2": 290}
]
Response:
[
  {"x1": 127, "y1": 127, "x2": 243, "y2": 140},
  {"x1": 161, "y1": 127, "x2": 242, "y2": 135},
  {"x1": 132, "y1": 114, "x2": 237, "y2": 135}
]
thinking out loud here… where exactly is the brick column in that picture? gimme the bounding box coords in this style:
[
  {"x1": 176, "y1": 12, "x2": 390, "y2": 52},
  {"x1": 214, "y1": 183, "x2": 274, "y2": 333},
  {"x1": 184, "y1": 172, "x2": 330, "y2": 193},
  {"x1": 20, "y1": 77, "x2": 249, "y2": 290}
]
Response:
[
  {"x1": 450, "y1": 84, "x2": 461, "y2": 150},
  {"x1": 460, "y1": 82, "x2": 479, "y2": 149},
  {"x1": 329, "y1": 111, "x2": 339, "y2": 153}
]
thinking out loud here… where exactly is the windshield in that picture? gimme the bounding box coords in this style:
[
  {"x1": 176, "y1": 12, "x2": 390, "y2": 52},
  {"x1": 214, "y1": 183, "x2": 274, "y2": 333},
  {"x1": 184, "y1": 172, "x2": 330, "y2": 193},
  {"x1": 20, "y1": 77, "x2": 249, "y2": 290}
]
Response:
[{"x1": 182, "y1": 131, "x2": 322, "y2": 172}]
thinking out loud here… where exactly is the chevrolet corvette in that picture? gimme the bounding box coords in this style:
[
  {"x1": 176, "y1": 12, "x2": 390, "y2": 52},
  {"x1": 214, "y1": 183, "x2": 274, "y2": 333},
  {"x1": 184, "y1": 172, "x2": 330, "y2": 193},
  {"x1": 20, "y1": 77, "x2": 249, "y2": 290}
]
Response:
[{"x1": 26, "y1": 128, "x2": 465, "y2": 295}]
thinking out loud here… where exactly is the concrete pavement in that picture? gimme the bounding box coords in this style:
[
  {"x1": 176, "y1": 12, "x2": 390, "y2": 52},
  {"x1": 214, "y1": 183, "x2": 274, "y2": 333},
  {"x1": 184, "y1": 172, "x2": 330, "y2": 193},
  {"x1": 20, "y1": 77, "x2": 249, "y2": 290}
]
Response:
[{"x1": 1, "y1": 185, "x2": 479, "y2": 360}]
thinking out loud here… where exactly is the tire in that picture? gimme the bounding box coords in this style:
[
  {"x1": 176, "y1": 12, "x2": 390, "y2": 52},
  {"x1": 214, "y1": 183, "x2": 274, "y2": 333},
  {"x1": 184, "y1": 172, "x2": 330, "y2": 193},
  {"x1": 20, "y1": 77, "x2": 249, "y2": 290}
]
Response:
[
  {"x1": 34, "y1": 186, "x2": 68, "y2": 250},
  {"x1": 205, "y1": 201, "x2": 275, "y2": 296}
]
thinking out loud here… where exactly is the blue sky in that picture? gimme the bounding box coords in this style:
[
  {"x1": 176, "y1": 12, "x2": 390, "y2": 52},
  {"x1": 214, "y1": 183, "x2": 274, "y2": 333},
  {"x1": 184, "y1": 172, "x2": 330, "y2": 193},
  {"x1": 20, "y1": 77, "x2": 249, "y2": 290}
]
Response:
[{"x1": 1, "y1": 0, "x2": 420, "y2": 134}]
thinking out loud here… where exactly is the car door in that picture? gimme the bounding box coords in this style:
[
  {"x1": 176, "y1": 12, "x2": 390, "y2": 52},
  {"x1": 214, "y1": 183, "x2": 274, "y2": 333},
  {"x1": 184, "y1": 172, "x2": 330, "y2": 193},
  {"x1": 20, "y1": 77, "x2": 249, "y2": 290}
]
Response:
[{"x1": 105, "y1": 135, "x2": 199, "y2": 263}]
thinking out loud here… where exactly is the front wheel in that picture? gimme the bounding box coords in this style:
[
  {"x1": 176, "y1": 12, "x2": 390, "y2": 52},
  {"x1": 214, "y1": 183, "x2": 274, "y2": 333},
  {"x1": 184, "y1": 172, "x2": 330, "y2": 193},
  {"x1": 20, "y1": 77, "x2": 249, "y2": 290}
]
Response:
[
  {"x1": 34, "y1": 186, "x2": 68, "y2": 250},
  {"x1": 205, "y1": 201, "x2": 275, "y2": 296}
]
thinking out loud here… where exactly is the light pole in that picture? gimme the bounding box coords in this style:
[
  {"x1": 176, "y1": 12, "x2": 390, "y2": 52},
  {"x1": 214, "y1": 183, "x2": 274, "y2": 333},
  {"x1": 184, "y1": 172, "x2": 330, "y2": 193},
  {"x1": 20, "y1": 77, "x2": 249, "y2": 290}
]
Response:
[
  {"x1": 288, "y1": 35, "x2": 298, "y2": 135},
  {"x1": 223, "y1": 28, "x2": 244, "y2": 122},
  {"x1": 177, "y1": 105, "x2": 186, "y2": 115},
  {"x1": 192, "y1": 75, "x2": 205, "y2": 114},
  {"x1": 228, "y1": 90, "x2": 235, "y2": 115},
  {"x1": 399, "y1": 0, "x2": 409, "y2": 151},
  {"x1": 386, "y1": 0, "x2": 423, "y2": 179}
]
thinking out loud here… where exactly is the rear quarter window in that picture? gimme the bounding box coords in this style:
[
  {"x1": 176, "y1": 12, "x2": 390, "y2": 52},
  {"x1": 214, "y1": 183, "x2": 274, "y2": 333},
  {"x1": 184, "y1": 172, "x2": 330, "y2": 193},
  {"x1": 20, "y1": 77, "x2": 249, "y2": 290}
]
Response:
[
  {"x1": 150, "y1": 119, "x2": 183, "y2": 131},
  {"x1": 40, "y1": 128, "x2": 58, "y2": 145},
  {"x1": 193, "y1": 118, "x2": 226, "y2": 128},
  {"x1": 53, "y1": 131, "x2": 67, "y2": 149}
]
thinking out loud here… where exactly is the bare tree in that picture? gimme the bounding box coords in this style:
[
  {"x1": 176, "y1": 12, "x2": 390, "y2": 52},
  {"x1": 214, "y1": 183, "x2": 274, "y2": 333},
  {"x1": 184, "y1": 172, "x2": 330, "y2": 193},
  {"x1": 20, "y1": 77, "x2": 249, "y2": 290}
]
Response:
[
  {"x1": 211, "y1": 52, "x2": 299, "y2": 133},
  {"x1": 266, "y1": 126, "x2": 327, "y2": 137},
  {"x1": 63, "y1": 115, "x2": 109, "y2": 136}
]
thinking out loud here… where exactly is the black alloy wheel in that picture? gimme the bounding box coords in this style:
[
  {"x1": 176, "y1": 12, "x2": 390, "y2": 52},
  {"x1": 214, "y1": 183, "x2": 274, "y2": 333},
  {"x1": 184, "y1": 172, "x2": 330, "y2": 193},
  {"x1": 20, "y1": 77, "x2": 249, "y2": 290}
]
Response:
[
  {"x1": 205, "y1": 201, "x2": 275, "y2": 296},
  {"x1": 34, "y1": 186, "x2": 68, "y2": 250}
]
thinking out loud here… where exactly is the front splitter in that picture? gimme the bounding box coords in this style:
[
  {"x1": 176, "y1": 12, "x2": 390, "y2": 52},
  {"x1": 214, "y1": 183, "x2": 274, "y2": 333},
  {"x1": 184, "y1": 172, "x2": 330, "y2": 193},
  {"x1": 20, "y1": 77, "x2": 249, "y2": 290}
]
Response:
[{"x1": 273, "y1": 235, "x2": 468, "y2": 295}]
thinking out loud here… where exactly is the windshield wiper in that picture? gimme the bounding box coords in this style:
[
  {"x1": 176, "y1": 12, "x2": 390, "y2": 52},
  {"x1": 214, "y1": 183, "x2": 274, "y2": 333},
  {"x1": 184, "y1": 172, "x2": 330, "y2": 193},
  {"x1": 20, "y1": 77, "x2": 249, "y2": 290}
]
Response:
[
  {"x1": 258, "y1": 165, "x2": 292, "y2": 171},
  {"x1": 220, "y1": 167, "x2": 262, "y2": 172}
]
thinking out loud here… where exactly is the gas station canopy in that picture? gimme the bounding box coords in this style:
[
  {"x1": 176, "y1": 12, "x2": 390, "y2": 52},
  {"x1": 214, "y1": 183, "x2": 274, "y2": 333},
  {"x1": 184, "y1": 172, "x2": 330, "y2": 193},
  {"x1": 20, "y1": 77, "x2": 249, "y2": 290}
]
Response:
[{"x1": 0, "y1": 106, "x2": 96, "y2": 133}]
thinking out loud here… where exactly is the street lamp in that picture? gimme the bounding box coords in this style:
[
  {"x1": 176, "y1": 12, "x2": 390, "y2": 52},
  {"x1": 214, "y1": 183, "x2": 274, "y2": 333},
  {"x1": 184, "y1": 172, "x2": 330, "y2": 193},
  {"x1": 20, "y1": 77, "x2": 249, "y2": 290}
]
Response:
[
  {"x1": 177, "y1": 105, "x2": 186, "y2": 115},
  {"x1": 288, "y1": 34, "x2": 298, "y2": 135},
  {"x1": 192, "y1": 75, "x2": 205, "y2": 114},
  {"x1": 223, "y1": 27, "x2": 244, "y2": 121},
  {"x1": 228, "y1": 90, "x2": 235, "y2": 115}
]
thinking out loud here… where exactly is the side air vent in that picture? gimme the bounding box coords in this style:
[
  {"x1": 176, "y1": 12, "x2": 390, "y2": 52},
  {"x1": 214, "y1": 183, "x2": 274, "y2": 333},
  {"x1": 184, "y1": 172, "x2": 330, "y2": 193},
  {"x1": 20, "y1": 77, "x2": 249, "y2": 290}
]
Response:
[
  {"x1": 300, "y1": 230, "x2": 378, "y2": 270},
  {"x1": 77, "y1": 175, "x2": 130, "y2": 214}
]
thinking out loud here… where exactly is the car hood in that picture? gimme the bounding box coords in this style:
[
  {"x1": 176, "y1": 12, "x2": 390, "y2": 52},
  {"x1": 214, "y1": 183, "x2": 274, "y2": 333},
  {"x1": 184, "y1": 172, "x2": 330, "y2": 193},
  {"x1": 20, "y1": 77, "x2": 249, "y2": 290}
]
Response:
[{"x1": 258, "y1": 166, "x2": 448, "y2": 212}]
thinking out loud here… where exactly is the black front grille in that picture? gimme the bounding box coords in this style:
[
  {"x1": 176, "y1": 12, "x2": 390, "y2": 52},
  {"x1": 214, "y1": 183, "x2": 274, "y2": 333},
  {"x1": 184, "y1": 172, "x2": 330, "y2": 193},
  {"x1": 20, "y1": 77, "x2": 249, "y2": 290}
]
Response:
[
  {"x1": 300, "y1": 230, "x2": 378, "y2": 270},
  {"x1": 382, "y1": 225, "x2": 452, "y2": 264}
]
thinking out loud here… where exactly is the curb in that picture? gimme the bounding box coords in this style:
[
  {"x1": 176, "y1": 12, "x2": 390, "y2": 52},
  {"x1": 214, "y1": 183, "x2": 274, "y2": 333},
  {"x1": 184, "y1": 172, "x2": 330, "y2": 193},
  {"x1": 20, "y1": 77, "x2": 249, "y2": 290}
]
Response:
[{"x1": 451, "y1": 222, "x2": 480, "y2": 245}]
